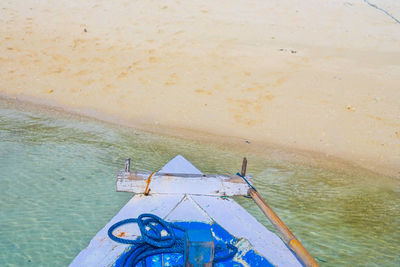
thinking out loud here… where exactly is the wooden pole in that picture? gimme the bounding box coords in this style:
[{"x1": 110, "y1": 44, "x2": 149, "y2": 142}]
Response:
[
  {"x1": 248, "y1": 188, "x2": 319, "y2": 267},
  {"x1": 125, "y1": 158, "x2": 131, "y2": 172},
  {"x1": 241, "y1": 157, "x2": 247, "y2": 177}
]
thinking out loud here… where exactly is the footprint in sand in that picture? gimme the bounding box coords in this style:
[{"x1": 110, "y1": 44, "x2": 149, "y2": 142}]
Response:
[
  {"x1": 148, "y1": 56, "x2": 160, "y2": 63},
  {"x1": 227, "y1": 83, "x2": 276, "y2": 126},
  {"x1": 44, "y1": 66, "x2": 64, "y2": 74},
  {"x1": 165, "y1": 73, "x2": 179, "y2": 86},
  {"x1": 118, "y1": 71, "x2": 128, "y2": 78},
  {"x1": 194, "y1": 89, "x2": 212, "y2": 95},
  {"x1": 92, "y1": 57, "x2": 105, "y2": 63},
  {"x1": 73, "y1": 69, "x2": 91, "y2": 76},
  {"x1": 52, "y1": 54, "x2": 70, "y2": 64},
  {"x1": 72, "y1": 39, "x2": 87, "y2": 49}
]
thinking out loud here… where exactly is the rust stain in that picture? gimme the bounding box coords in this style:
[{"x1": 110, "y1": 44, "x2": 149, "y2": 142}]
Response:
[
  {"x1": 116, "y1": 231, "x2": 126, "y2": 237},
  {"x1": 228, "y1": 176, "x2": 247, "y2": 184},
  {"x1": 127, "y1": 173, "x2": 146, "y2": 180}
]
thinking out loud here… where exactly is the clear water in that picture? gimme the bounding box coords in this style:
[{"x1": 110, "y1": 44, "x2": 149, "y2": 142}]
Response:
[{"x1": 0, "y1": 99, "x2": 399, "y2": 267}]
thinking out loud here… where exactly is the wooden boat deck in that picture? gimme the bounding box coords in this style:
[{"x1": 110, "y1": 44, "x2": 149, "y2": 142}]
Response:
[{"x1": 70, "y1": 155, "x2": 302, "y2": 266}]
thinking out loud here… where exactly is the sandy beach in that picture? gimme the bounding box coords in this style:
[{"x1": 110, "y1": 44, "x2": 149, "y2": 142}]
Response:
[{"x1": 1, "y1": 0, "x2": 399, "y2": 178}]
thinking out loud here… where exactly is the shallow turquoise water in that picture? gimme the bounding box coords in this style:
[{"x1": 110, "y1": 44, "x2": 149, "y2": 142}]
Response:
[{"x1": 0, "y1": 99, "x2": 399, "y2": 266}]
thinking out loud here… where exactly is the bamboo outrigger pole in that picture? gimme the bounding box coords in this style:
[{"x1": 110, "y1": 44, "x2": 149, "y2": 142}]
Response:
[{"x1": 239, "y1": 158, "x2": 319, "y2": 267}]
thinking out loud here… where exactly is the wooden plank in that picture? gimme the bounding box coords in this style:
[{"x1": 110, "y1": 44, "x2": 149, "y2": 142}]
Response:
[{"x1": 116, "y1": 171, "x2": 252, "y2": 196}]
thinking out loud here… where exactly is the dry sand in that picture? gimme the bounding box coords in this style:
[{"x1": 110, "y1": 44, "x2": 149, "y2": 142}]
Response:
[{"x1": 1, "y1": 0, "x2": 399, "y2": 178}]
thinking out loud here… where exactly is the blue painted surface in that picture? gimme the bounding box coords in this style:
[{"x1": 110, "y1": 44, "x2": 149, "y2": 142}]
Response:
[
  {"x1": 185, "y1": 228, "x2": 214, "y2": 265},
  {"x1": 114, "y1": 221, "x2": 273, "y2": 267}
]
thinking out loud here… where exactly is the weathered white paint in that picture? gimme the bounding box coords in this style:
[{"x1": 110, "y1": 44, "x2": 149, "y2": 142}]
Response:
[
  {"x1": 70, "y1": 195, "x2": 185, "y2": 267},
  {"x1": 164, "y1": 195, "x2": 212, "y2": 223},
  {"x1": 191, "y1": 195, "x2": 301, "y2": 266},
  {"x1": 70, "y1": 156, "x2": 302, "y2": 267},
  {"x1": 70, "y1": 194, "x2": 301, "y2": 267},
  {"x1": 159, "y1": 155, "x2": 203, "y2": 175},
  {"x1": 116, "y1": 172, "x2": 252, "y2": 196}
]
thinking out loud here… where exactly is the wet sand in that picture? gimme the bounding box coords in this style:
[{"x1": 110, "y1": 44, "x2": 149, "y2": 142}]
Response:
[{"x1": 1, "y1": 0, "x2": 399, "y2": 178}]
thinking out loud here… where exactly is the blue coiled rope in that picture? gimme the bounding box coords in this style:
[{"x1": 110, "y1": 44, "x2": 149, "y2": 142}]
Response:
[{"x1": 108, "y1": 213, "x2": 238, "y2": 267}]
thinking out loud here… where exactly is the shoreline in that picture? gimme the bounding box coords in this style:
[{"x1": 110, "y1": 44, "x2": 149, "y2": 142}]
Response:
[
  {"x1": 1, "y1": 93, "x2": 397, "y2": 180},
  {"x1": 1, "y1": 0, "x2": 399, "y2": 179}
]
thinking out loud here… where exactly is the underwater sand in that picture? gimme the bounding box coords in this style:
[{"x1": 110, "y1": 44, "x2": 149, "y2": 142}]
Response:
[{"x1": 0, "y1": 99, "x2": 399, "y2": 266}]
